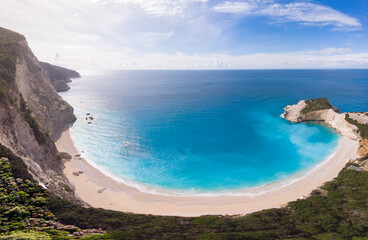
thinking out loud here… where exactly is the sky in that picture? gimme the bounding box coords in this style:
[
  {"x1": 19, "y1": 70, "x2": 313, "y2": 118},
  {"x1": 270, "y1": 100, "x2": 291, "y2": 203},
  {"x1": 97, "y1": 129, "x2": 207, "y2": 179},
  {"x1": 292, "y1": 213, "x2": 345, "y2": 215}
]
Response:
[{"x1": 1, "y1": 0, "x2": 367, "y2": 70}]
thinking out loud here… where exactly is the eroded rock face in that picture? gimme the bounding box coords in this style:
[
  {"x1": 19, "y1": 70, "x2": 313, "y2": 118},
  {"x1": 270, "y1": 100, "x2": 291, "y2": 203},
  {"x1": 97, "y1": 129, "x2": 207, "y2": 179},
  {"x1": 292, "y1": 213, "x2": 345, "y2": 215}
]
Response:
[
  {"x1": 15, "y1": 40, "x2": 76, "y2": 137},
  {"x1": 357, "y1": 139, "x2": 368, "y2": 158},
  {"x1": 0, "y1": 28, "x2": 79, "y2": 202},
  {"x1": 283, "y1": 100, "x2": 306, "y2": 123},
  {"x1": 284, "y1": 100, "x2": 359, "y2": 141}
]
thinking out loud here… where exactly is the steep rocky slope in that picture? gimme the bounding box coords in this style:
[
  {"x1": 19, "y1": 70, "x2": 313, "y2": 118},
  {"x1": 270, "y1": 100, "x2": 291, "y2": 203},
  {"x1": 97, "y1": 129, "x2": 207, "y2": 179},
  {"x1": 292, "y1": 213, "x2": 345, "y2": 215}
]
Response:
[
  {"x1": 40, "y1": 62, "x2": 80, "y2": 92},
  {"x1": 0, "y1": 27, "x2": 77, "y2": 201}
]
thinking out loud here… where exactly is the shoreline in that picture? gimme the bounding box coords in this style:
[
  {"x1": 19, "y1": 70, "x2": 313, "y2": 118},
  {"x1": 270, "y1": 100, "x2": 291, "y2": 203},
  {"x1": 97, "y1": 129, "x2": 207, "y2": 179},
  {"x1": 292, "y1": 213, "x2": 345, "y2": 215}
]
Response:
[{"x1": 56, "y1": 125, "x2": 358, "y2": 216}]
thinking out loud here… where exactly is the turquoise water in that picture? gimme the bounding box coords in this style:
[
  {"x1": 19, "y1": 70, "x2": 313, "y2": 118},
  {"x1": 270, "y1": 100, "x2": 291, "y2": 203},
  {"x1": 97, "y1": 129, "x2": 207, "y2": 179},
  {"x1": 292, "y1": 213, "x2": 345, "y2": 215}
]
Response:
[{"x1": 59, "y1": 70, "x2": 368, "y2": 194}]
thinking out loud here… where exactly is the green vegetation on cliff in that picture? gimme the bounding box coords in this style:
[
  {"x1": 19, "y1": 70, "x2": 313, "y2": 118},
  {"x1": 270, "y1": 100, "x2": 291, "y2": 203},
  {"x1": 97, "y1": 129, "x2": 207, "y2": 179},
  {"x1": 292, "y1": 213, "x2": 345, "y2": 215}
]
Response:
[
  {"x1": 0, "y1": 144, "x2": 33, "y2": 181},
  {"x1": 0, "y1": 157, "x2": 54, "y2": 233},
  {"x1": 19, "y1": 97, "x2": 47, "y2": 145},
  {"x1": 0, "y1": 146, "x2": 105, "y2": 239},
  {"x1": 301, "y1": 98, "x2": 334, "y2": 114}
]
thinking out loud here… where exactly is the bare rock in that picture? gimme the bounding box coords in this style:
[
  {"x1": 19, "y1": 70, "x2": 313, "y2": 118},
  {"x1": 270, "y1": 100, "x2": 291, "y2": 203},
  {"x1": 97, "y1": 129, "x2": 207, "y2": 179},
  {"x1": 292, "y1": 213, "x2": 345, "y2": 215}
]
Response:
[
  {"x1": 283, "y1": 99, "x2": 359, "y2": 140},
  {"x1": 59, "y1": 152, "x2": 72, "y2": 160},
  {"x1": 347, "y1": 165, "x2": 363, "y2": 172},
  {"x1": 52, "y1": 80, "x2": 70, "y2": 92},
  {"x1": 15, "y1": 40, "x2": 76, "y2": 136},
  {"x1": 357, "y1": 139, "x2": 368, "y2": 158}
]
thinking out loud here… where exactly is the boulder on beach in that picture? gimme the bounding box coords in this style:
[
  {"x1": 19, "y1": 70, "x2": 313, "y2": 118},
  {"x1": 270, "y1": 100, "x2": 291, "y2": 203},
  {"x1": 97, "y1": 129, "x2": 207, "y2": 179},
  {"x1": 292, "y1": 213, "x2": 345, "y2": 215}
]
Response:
[{"x1": 59, "y1": 152, "x2": 72, "y2": 160}]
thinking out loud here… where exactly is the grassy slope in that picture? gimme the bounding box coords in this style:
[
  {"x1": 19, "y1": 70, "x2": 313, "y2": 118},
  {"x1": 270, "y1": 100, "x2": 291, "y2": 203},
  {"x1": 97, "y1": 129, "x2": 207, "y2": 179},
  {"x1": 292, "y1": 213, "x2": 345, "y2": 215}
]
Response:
[{"x1": 0, "y1": 156, "x2": 53, "y2": 233}]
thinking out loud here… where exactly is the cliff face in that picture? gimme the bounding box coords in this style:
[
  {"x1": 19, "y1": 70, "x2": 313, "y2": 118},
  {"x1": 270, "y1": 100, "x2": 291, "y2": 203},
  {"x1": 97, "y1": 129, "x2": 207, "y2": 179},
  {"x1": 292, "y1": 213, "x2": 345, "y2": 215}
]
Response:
[
  {"x1": 357, "y1": 139, "x2": 368, "y2": 158},
  {"x1": 16, "y1": 41, "x2": 76, "y2": 136},
  {"x1": 40, "y1": 62, "x2": 81, "y2": 92},
  {"x1": 0, "y1": 27, "x2": 78, "y2": 201},
  {"x1": 284, "y1": 99, "x2": 359, "y2": 141}
]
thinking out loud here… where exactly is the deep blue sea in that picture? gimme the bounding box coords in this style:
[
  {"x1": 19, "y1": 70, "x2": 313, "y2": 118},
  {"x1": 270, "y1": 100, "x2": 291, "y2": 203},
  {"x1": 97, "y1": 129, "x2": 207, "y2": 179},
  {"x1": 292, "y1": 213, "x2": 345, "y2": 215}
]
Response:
[{"x1": 59, "y1": 70, "x2": 368, "y2": 194}]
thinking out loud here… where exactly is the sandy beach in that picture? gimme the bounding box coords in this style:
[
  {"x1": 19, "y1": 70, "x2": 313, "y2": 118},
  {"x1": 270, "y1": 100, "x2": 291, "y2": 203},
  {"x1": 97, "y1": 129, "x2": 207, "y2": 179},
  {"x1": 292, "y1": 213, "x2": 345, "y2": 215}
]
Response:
[{"x1": 55, "y1": 125, "x2": 358, "y2": 217}]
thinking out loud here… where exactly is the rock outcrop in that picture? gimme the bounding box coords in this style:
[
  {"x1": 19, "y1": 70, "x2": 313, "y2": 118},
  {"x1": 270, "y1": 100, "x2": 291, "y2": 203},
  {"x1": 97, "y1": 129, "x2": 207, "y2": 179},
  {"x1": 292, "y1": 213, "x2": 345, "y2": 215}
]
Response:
[
  {"x1": 284, "y1": 99, "x2": 359, "y2": 141},
  {"x1": 0, "y1": 27, "x2": 78, "y2": 202},
  {"x1": 357, "y1": 139, "x2": 368, "y2": 158},
  {"x1": 40, "y1": 62, "x2": 80, "y2": 92},
  {"x1": 52, "y1": 80, "x2": 70, "y2": 92}
]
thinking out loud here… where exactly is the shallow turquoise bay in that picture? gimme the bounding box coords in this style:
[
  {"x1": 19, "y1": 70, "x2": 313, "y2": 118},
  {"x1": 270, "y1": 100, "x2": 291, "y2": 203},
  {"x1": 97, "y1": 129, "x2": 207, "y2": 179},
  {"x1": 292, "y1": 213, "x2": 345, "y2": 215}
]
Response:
[{"x1": 59, "y1": 70, "x2": 368, "y2": 193}]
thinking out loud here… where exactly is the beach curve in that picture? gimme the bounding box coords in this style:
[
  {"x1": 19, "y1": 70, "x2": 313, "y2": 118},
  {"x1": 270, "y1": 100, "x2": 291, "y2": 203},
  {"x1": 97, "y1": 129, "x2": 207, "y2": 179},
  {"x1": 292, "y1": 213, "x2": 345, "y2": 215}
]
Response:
[{"x1": 55, "y1": 124, "x2": 358, "y2": 217}]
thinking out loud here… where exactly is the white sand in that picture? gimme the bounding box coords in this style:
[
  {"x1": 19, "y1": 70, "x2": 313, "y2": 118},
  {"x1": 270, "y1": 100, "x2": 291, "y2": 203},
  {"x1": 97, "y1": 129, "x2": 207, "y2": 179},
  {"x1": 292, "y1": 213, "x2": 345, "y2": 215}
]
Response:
[{"x1": 56, "y1": 126, "x2": 358, "y2": 216}]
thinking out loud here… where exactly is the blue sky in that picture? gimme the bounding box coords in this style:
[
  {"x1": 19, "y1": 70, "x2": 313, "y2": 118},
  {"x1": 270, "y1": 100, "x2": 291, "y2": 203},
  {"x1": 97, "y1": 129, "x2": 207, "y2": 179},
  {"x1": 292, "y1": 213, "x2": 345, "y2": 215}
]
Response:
[{"x1": 1, "y1": 0, "x2": 367, "y2": 70}]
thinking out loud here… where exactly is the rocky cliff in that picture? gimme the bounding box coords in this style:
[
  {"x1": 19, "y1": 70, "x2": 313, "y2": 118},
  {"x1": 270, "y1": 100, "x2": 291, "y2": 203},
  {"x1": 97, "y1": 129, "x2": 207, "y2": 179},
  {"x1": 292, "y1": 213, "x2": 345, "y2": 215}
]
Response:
[
  {"x1": 284, "y1": 98, "x2": 368, "y2": 161},
  {"x1": 0, "y1": 27, "x2": 78, "y2": 201},
  {"x1": 284, "y1": 98, "x2": 359, "y2": 140},
  {"x1": 40, "y1": 62, "x2": 80, "y2": 92},
  {"x1": 15, "y1": 41, "x2": 77, "y2": 136}
]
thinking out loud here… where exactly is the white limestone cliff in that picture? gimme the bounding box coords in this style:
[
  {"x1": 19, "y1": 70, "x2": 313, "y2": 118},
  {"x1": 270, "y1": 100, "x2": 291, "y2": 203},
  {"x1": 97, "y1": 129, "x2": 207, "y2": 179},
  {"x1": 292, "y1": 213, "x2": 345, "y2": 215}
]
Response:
[{"x1": 284, "y1": 100, "x2": 359, "y2": 141}]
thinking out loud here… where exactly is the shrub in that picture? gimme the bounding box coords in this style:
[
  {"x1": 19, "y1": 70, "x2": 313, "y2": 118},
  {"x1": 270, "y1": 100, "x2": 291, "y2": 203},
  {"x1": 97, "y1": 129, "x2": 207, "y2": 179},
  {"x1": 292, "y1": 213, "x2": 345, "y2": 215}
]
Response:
[{"x1": 0, "y1": 231, "x2": 51, "y2": 240}]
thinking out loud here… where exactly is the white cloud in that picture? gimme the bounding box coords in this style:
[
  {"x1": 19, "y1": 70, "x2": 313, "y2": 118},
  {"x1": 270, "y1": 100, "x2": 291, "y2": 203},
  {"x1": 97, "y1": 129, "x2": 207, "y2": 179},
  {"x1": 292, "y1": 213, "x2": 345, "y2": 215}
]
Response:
[
  {"x1": 94, "y1": 0, "x2": 208, "y2": 16},
  {"x1": 213, "y1": 1, "x2": 256, "y2": 14},
  {"x1": 213, "y1": 1, "x2": 361, "y2": 30},
  {"x1": 0, "y1": 0, "x2": 365, "y2": 70},
  {"x1": 307, "y1": 47, "x2": 352, "y2": 55}
]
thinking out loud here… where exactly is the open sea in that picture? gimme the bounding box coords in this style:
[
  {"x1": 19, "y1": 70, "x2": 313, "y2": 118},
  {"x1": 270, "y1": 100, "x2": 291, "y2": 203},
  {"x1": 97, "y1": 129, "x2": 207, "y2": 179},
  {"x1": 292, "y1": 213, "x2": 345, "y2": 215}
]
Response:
[{"x1": 59, "y1": 70, "x2": 368, "y2": 194}]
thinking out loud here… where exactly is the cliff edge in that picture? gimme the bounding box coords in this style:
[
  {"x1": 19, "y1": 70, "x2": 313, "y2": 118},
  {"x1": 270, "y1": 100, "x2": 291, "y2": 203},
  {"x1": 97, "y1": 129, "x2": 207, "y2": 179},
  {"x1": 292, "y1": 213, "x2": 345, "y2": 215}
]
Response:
[
  {"x1": 284, "y1": 98, "x2": 359, "y2": 140},
  {"x1": 40, "y1": 62, "x2": 81, "y2": 92},
  {"x1": 0, "y1": 27, "x2": 78, "y2": 201}
]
